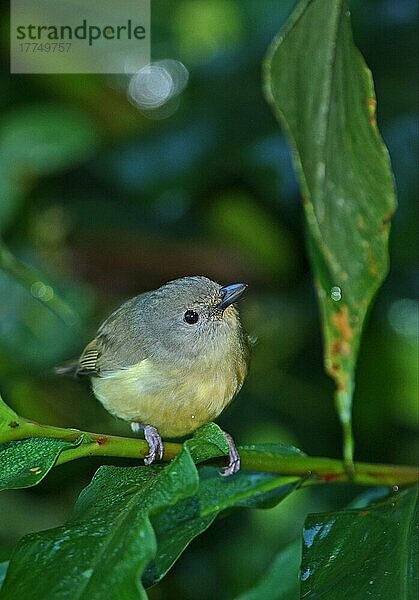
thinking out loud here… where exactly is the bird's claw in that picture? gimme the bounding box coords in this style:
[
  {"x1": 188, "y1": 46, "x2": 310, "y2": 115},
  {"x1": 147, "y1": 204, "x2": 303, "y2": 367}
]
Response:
[
  {"x1": 220, "y1": 432, "x2": 240, "y2": 477},
  {"x1": 131, "y1": 423, "x2": 164, "y2": 465}
]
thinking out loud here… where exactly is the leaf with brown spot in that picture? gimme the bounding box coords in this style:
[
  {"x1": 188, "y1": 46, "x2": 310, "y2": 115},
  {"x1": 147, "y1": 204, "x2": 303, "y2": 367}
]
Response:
[
  {"x1": 331, "y1": 306, "x2": 354, "y2": 342},
  {"x1": 264, "y1": 0, "x2": 397, "y2": 465}
]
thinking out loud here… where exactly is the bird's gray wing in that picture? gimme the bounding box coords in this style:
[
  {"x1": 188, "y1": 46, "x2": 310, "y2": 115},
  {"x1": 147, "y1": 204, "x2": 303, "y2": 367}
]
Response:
[
  {"x1": 56, "y1": 293, "x2": 149, "y2": 378},
  {"x1": 93, "y1": 294, "x2": 149, "y2": 374}
]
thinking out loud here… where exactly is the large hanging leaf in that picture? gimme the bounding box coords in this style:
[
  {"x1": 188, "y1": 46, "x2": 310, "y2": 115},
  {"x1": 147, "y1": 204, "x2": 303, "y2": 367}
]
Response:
[
  {"x1": 300, "y1": 486, "x2": 418, "y2": 598},
  {"x1": 264, "y1": 0, "x2": 397, "y2": 465}
]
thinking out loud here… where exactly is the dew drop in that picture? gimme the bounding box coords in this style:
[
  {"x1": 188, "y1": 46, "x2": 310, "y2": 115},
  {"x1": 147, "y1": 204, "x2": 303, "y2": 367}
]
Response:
[{"x1": 330, "y1": 286, "x2": 342, "y2": 301}]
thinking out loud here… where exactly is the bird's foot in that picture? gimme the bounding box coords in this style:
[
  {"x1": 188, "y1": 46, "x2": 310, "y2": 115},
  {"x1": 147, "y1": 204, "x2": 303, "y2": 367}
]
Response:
[
  {"x1": 131, "y1": 423, "x2": 164, "y2": 465},
  {"x1": 220, "y1": 431, "x2": 240, "y2": 477}
]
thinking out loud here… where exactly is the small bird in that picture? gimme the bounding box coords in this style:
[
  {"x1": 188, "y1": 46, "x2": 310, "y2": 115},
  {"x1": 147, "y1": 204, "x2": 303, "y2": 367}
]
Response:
[{"x1": 57, "y1": 276, "x2": 250, "y2": 475}]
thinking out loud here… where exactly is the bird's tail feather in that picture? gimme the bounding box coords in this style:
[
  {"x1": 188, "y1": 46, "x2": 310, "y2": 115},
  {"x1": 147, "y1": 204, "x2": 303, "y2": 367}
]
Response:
[{"x1": 54, "y1": 361, "x2": 79, "y2": 377}]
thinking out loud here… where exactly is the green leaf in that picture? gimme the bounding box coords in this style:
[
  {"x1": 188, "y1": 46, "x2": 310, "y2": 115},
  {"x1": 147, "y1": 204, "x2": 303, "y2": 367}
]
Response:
[
  {"x1": 0, "y1": 394, "x2": 19, "y2": 429},
  {"x1": 264, "y1": 0, "x2": 397, "y2": 465},
  {"x1": 0, "y1": 426, "x2": 229, "y2": 598},
  {"x1": 1, "y1": 425, "x2": 304, "y2": 598},
  {"x1": 240, "y1": 442, "x2": 306, "y2": 457},
  {"x1": 0, "y1": 437, "x2": 83, "y2": 491},
  {"x1": 144, "y1": 466, "x2": 302, "y2": 588},
  {"x1": 300, "y1": 486, "x2": 418, "y2": 599},
  {"x1": 1, "y1": 447, "x2": 199, "y2": 600},
  {"x1": 186, "y1": 421, "x2": 230, "y2": 463},
  {"x1": 234, "y1": 539, "x2": 300, "y2": 600},
  {"x1": 0, "y1": 392, "x2": 84, "y2": 492}
]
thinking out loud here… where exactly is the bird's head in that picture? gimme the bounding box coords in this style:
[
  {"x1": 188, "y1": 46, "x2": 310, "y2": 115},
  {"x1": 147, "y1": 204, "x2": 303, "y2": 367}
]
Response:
[{"x1": 139, "y1": 276, "x2": 248, "y2": 363}]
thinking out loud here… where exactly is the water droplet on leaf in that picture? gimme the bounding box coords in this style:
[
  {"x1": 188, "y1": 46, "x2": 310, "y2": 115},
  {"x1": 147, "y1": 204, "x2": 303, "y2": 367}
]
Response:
[{"x1": 330, "y1": 286, "x2": 342, "y2": 301}]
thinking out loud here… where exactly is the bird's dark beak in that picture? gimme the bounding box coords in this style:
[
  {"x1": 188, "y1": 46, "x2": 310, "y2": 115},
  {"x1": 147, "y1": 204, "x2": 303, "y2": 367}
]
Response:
[{"x1": 216, "y1": 282, "x2": 247, "y2": 311}]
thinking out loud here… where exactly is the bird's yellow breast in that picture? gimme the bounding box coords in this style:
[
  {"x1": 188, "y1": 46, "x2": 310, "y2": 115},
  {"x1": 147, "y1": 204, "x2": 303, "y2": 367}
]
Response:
[{"x1": 92, "y1": 357, "x2": 246, "y2": 438}]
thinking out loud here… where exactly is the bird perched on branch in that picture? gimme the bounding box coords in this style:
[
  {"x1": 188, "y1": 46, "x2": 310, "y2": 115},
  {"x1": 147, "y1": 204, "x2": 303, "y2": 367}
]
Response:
[{"x1": 56, "y1": 276, "x2": 250, "y2": 475}]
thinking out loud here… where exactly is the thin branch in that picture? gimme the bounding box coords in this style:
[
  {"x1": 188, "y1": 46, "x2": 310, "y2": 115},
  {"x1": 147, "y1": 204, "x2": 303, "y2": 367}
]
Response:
[{"x1": 4, "y1": 417, "x2": 418, "y2": 488}]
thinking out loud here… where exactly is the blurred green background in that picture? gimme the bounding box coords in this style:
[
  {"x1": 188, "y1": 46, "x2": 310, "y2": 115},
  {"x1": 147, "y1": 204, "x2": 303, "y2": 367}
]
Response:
[{"x1": 0, "y1": 1, "x2": 417, "y2": 598}]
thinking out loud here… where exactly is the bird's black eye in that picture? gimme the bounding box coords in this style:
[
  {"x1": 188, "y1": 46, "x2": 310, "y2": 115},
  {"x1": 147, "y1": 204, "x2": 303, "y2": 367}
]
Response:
[{"x1": 184, "y1": 310, "x2": 199, "y2": 324}]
